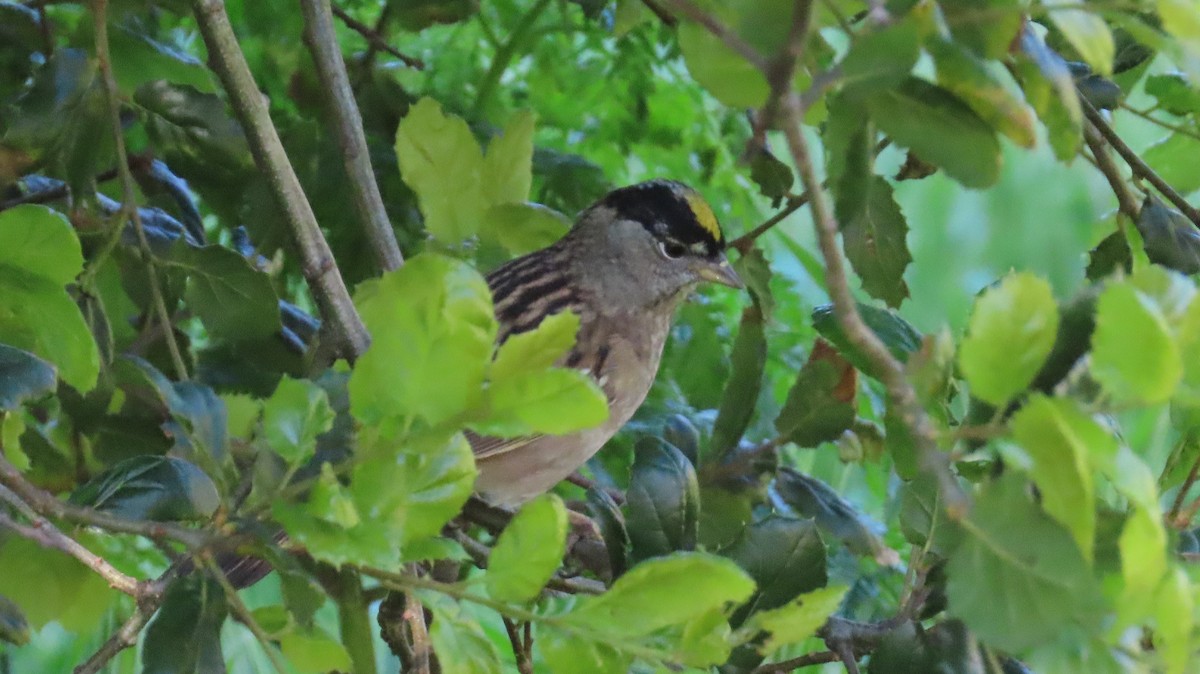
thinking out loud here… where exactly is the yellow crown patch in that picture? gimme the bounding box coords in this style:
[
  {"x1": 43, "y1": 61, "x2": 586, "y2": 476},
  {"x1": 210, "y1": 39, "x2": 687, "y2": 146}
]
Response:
[{"x1": 683, "y1": 192, "x2": 722, "y2": 243}]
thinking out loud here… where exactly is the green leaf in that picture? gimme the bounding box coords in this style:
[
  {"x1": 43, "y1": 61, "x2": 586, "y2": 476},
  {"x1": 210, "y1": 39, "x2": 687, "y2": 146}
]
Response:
[
  {"x1": 0, "y1": 344, "x2": 56, "y2": 410},
  {"x1": 489, "y1": 310, "x2": 580, "y2": 382},
  {"x1": 278, "y1": 630, "x2": 353, "y2": 674},
  {"x1": 262, "y1": 376, "x2": 335, "y2": 467},
  {"x1": 0, "y1": 205, "x2": 99, "y2": 392},
  {"x1": 486, "y1": 493, "x2": 568, "y2": 603},
  {"x1": 0, "y1": 536, "x2": 113, "y2": 632},
  {"x1": 939, "y1": 0, "x2": 1024, "y2": 58},
  {"x1": 482, "y1": 110, "x2": 536, "y2": 206},
  {"x1": 840, "y1": 20, "x2": 920, "y2": 95},
  {"x1": 425, "y1": 595, "x2": 504, "y2": 674},
  {"x1": 394, "y1": 97, "x2": 487, "y2": 244},
  {"x1": 1154, "y1": 567, "x2": 1194, "y2": 674},
  {"x1": 1049, "y1": 4, "x2": 1115, "y2": 75},
  {"x1": 743, "y1": 585, "x2": 847, "y2": 655},
  {"x1": 1009, "y1": 396, "x2": 1097, "y2": 561},
  {"x1": 709, "y1": 304, "x2": 766, "y2": 458},
  {"x1": 723, "y1": 515, "x2": 826, "y2": 615},
  {"x1": 947, "y1": 475, "x2": 1104, "y2": 652},
  {"x1": 107, "y1": 24, "x2": 215, "y2": 96},
  {"x1": 1118, "y1": 505, "x2": 1168, "y2": 623},
  {"x1": 1144, "y1": 133, "x2": 1200, "y2": 197},
  {"x1": 142, "y1": 577, "x2": 228, "y2": 674},
  {"x1": 746, "y1": 147, "x2": 794, "y2": 206},
  {"x1": 539, "y1": 626, "x2": 630, "y2": 674},
  {"x1": 840, "y1": 177, "x2": 911, "y2": 308},
  {"x1": 69, "y1": 455, "x2": 221, "y2": 522},
  {"x1": 1014, "y1": 29, "x2": 1083, "y2": 160},
  {"x1": 485, "y1": 202, "x2": 571, "y2": 256},
  {"x1": 959, "y1": 272, "x2": 1059, "y2": 406},
  {"x1": 928, "y1": 38, "x2": 1037, "y2": 148},
  {"x1": 565, "y1": 553, "x2": 756, "y2": 636},
  {"x1": 350, "y1": 253, "x2": 496, "y2": 426},
  {"x1": 677, "y1": 21, "x2": 768, "y2": 108},
  {"x1": 473, "y1": 368, "x2": 608, "y2": 436},
  {"x1": 160, "y1": 243, "x2": 282, "y2": 343},
  {"x1": 1144, "y1": 74, "x2": 1200, "y2": 116},
  {"x1": 774, "y1": 359, "x2": 854, "y2": 447},
  {"x1": 1158, "y1": 0, "x2": 1200, "y2": 42},
  {"x1": 626, "y1": 437, "x2": 700, "y2": 562},
  {"x1": 865, "y1": 77, "x2": 1001, "y2": 188},
  {"x1": 774, "y1": 468, "x2": 892, "y2": 564},
  {"x1": 811, "y1": 303, "x2": 922, "y2": 379},
  {"x1": 1091, "y1": 280, "x2": 1181, "y2": 404}
]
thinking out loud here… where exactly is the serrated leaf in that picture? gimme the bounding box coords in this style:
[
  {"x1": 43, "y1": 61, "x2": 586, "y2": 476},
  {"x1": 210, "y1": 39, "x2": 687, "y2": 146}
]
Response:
[
  {"x1": 747, "y1": 147, "x2": 793, "y2": 206},
  {"x1": 0, "y1": 344, "x2": 56, "y2": 410},
  {"x1": 485, "y1": 202, "x2": 570, "y2": 256},
  {"x1": 959, "y1": 272, "x2": 1059, "y2": 405},
  {"x1": 0, "y1": 205, "x2": 99, "y2": 392},
  {"x1": 262, "y1": 376, "x2": 334, "y2": 466},
  {"x1": 1009, "y1": 396, "x2": 1097, "y2": 561},
  {"x1": 744, "y1": 585, "x2": 847, "y2": 655},
  {"x1": 482, "y1": 110, "x2": 535, "y2": 206},
  {"x1": 775, "y1": 359, "x2": 855, "y2": 447},
  {"x1": 486, "y1": 493, "x2": 567, "y2": 603},
  {"x1": 626, "y1": 437, "x2": 700, "y2": 561},
  {"x1": 841, "y1": 177, "x2": 911, "y2": 308},
  {"x1": 350, "y1": 253, "x2": 496, "y2": 426},
  {"x1": 947, "y1": 475, "x2": 1104, "y2": 652},
  {"x1": 489, "y1": 310, "x2": 580, "y2": 382},
  {"x1": 70, "y1": 455, "x2": 220, "y2": 522},
  {"x1": 142, "y1": 577, "x2": 227, "y2": 674},
  {"x1": 473, "y1": 368, "x2": 608, "y2": 436},
  {"x1": 1091, "y1": 280, "x2": 1181, "y2": 404},
  {"x1": 866, "y1": 77, "x2": 1001, "y2": 188},
  {"x1": 159, "y1": 242, "x2": 281, "y2": 343},
  {"x1": 1050, "y1": 4, "x2": 1115, "y2": 75},
  {"x1": 394, "y1": 97, "x2": 487, "y2": 244}
]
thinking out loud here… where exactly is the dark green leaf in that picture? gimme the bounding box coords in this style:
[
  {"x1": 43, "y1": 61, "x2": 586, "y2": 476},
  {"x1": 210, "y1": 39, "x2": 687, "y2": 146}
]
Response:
[
  {"x1": 840, "y1": 20, "x2": 920, "y2": 95},
  {"x1": 947, "y1": 476, "x2": 1105, "y2": 652},
  {"x1": 70, "y1": 455, "x2": 220, "y2": 522},
  {"x1": 774, "y1": 359, "x2": 854, "y2": 448},
  {"x1": 142, "y1": 577, "x2": 228, "y2": 674},
  {"x1": 1144, "y1": 133, "x2": 1200, "y2": 196},
  {"x1": 709, "y1": 305, "x2": 766, "y2": 459},
  {"x1": 774, "y1": 468, "x2": 892, "y2": 563},
  {"x1": 747, "y1": 147, "x2": 794, "y2": 206},
  {"x1": 723, "y1": 515, "x2": 826, "y2": 617},
  {"x1": 108, "y1": 25, "x2": 215, "y2": 96},
  {"x1": 587, "y1": 486, "x2": 631, "y2": 578},
  {"x1": 0, "y1": 344, "x2": 55, "y2": 410},
  {"x1": 1086, "y1": 230, "x2": 1132, "y2": 280},
  {"x1": 811, "y1": 303, "x2": 922, "y2": 379},
  {"x1": 626, "y1": 437, "x2": 700, "y2": 562},
  {"x1": 865, "y1": 77, "x2": 1001, "y2": 188},
  {"x1": 1144, "y1": 73, "x2": 1200, "y2": 116},
  {"x1": 160, "y1": 243, "x2": 282, "y2": 343},
  {"x1": 841, "y1": 177, "x2": 911, "y2": 308},
  {"x1": 939, "y1": 0, "x2": 1023, "y2": 58}
]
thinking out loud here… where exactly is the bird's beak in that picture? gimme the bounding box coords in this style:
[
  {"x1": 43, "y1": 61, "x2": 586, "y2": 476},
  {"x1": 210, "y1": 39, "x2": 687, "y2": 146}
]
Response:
[{"x1": 696, "y1": 255, "x2": 744, "y2": 289}]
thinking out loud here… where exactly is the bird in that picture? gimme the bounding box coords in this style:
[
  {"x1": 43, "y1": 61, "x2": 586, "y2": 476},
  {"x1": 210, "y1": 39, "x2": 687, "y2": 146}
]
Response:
[{"x1": 469, "y1": 179, "x2": 743, "y2": 506}]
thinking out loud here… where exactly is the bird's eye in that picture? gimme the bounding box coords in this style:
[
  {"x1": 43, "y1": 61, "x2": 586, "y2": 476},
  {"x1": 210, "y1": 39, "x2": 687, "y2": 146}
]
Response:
[{"x1": 659, "y1": 240, "x2": 687, "y2": 259}]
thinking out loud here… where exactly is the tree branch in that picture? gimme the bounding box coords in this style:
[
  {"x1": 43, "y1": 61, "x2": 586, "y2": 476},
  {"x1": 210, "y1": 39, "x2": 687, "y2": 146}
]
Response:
[
  {"x1": 751, "y1": 650, "x2": 839, "y2": 673},
  {"x1": 1082, "y1": 97, "x2": 1200, "y2": 227},
  {"x1": 74, "y1": 564, "x2": 181, "y2": 674},
  {"x1": 301, "y1": 0, "x2": 405, "y2": 274},
  {"x1": 204, "y1": 556, "x2": 290, "y2": 674},
  {"x1": 730, "y1": 192, "x2": 811, "y2": 254},
  {"x1": 1083, "y1": 121, "x2": 1140, "y2": 221},
  {"x1": 192, "y1": 0, "x2": 370, "y2": 360},
  {"x1": 329, "y1": 4, "x2": 425, "y2": 70},
  {"x1": 660, "y1": 0, "x2": 767, "y2": 70}
]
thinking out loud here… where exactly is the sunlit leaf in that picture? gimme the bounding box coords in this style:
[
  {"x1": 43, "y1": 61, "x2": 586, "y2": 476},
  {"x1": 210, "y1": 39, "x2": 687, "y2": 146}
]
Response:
[{"x1": 486, "y1": 493, "x2": 568, "y2": 603}]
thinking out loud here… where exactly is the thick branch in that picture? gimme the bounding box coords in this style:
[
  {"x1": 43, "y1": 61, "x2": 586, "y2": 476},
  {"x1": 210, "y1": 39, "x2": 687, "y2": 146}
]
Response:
[
  {"x1": 192, "y1": 0, "x2": 370, "y2": 359},
  {"x1": 1083, "y1": 121, "x2": 1140, "y2": 221},
  {"x1": 301, "y1": 0, "x2": 404, "y2": 274},
  {"x1": 1082, "y1": 98, "x2": 1200, "y2": 226}
]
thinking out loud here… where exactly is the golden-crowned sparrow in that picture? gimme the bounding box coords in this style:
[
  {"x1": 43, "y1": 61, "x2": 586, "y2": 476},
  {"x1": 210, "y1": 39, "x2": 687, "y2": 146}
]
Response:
[{"x1": 470, "y1": 179, "x2": 742, "y2": 506}]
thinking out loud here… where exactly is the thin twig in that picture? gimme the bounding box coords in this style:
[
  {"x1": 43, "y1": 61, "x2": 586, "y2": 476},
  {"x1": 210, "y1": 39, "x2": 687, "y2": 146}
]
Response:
[
  {"x1": 0, "y1": 489, "x2": 139, "y2": 596},
  {"x1": 565, "y1": 471, "x2": 626, "y2": 504},
  {"x1": 1082, "y1": 98, "x2": 1200, "y2": 226},
  {"x1": 502, "y1": 617, "x2": 534, "y2": 674},
  {"x1": 330, "y1": 4, "x2": 425, "y2": 69},
  {"x1": 74, "y1": 565, "x2": 180, "y2": 674},
  {"x1": 192, "y1": 0, "x2": 370, "y2": 360},
  {"x1": 660, "y1": 0, "x2": 767, "y2": 70},
  {"x1": 301, "y1": 0, "x2": 404, "y2": 274},
  {"x1": 0, "y1": 453, "x2": 212, "y2": 549},
  {"x1": 204, "y1": 557, "x2": 289, "y2": 674},
  {"x1": 751, "y1": 650, "x2": 839, "y2": 673},
  {"x1": 730, "y1": 192, "x2": 811, "y2": 254},
  {"x1": 93, "y1": 0, "x2": 189, "y2": 379},
  {"x1": 1121, "y1": 104, "x2": 1200, "y2": 142},
  {"x1": 1083, "y1": 121, "x2": 1140, "y2": 221},
  {"x1": 1168, "y1": 451, "x2": 1200, "y2": 526}
]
